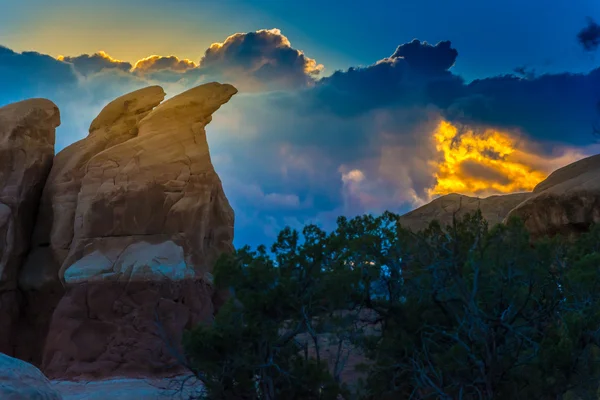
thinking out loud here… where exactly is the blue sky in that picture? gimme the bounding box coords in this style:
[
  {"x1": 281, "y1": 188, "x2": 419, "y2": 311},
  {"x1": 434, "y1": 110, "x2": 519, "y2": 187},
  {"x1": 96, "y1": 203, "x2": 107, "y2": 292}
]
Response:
[
  {"x1": 1, "y1": 0, "x2": 600, "y2": 248},
  {"x1": 3, "y1": 0, "x2": 599, "y2": 78}
]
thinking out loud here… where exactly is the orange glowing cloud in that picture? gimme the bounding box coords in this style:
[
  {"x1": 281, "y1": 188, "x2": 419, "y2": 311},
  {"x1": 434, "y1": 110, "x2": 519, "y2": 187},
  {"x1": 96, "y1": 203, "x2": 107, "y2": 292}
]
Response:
[
  {"x1": 428, "y1": 120, "x2": 549, "y2": 196},
  {"x1": 132, "y1": 55, "x2": 197, "y2": 74},
  {"x1": 57, "y1": 50, "x2": 126, "y2": 64},
  {"x1": 56, "y1": 51, "x2": 133, "y2": 75}
]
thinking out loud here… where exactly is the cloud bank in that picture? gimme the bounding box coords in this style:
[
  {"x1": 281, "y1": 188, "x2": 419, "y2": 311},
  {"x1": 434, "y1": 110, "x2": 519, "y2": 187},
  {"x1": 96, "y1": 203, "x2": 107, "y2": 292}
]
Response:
[
  {"x1": 1, "y1": 27, "x2": 599, "y2": 248},
  {"x1": 198, "y1": 28, "x2": 323, "y2": 91},
  {"x1": 133, "y1": 55, "x2": 197, "y2": 74},
  {"x1": 58, "y1": 51, "x2": 133, "y2": 76}
]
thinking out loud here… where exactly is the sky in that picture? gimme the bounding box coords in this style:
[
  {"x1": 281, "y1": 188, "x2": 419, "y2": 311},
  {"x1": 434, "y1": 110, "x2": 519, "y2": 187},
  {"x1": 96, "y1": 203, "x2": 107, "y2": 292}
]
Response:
[{"x1": 1, "y1": 0, "x2": 600, "y2": 248}]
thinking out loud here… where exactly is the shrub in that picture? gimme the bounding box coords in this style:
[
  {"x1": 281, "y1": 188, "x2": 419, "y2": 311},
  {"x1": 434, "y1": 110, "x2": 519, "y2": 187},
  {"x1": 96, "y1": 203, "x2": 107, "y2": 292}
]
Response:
[{"x1": 181, "y1": 211, "x2": 600, "y2": 400}]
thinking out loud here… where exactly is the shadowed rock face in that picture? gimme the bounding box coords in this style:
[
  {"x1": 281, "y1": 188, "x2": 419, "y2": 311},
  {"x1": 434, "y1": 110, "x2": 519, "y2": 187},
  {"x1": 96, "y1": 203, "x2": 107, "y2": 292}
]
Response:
[
  {"x1": 0, "y1": 99, "x2": 59, "y2": 357},
  {"x1": 505, "y1": 154, "x2": 600, "y2": 238},
  {"x1": 14, "y1": 82, "x2": 237, "y2": 379},
  {"x1": 398, "y1": 192, "x2": 532, "y2": 232}
]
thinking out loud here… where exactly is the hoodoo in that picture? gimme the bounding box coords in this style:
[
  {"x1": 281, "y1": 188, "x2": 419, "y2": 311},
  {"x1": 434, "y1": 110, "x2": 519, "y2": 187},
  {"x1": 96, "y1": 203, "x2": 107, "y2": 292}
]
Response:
[{"x1": 2, "y1": 83, "x2": 237, "y2": 379}]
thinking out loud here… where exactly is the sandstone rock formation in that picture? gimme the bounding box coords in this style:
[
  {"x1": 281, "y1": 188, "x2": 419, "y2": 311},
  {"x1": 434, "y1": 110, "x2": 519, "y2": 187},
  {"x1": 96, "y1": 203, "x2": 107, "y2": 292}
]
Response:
[
  {"x1": 39, "y1": 83, "x2": 237, "y2": 379},
  {"x1": 0, "y1": 352, "x2": 63, "y2": 400},
  {"x1": 505, "y1": 153, "x2": 600, "y2": 238},
  {"x1": 398, "y1": 192, "x2": 532, "y2": 232},
  {"x1": 9, "y1": 83, "x2": 237, "y2": 380},
  {"x1": 14, "y1": 87, "x2": 167, "y2": 365},
  {"x1": 0, "y1": 99, "x2": 59, "y2": 358}
]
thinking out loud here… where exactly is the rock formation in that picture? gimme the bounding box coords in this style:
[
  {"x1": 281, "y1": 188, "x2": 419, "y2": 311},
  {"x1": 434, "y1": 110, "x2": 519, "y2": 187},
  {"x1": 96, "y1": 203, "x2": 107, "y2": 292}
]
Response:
[
  {"x1": 15, "y1": 87, "x2": 167, "y2": 365},
  {"x1": 0, "y1": 99, "x2": 59, "y2": 358},
  {"x1": 398, "y1": 192, "x2": 532, "y2": 232},
  {"x1": 0, "y1": 82, "x2": 236, "y2": 380},
  {"x1": 24, "y1": 85, "x2": 166, "y2": 283},
  {"x1": 399, "y1": 154, "x2": 600, "y2": 238},
  {"x1": 35, "y1": 82, "x2": 237, "y2": 380},
  {"x1": 505, "y1": 153, "x2": 600, "y2": 238},
  {"x1": 0, "y1": 352, "x2": 63, "y2": 400}
]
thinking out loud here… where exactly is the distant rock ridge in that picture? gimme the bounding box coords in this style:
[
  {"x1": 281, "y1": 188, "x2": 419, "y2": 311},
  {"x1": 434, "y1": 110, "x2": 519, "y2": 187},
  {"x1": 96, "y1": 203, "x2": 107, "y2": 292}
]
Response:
[
  {"x1": 398, "y1": 192, "x2": 533, "y2": 232},
  {"x1": 0, "y1": 82, "x2": 237, "y2": 380},
  {"x1": 505, "y1": 153, "x2": 600, "y2": 238},
  {"x1": 398, "y1": 153, "x2": 600, "y2": 239}
]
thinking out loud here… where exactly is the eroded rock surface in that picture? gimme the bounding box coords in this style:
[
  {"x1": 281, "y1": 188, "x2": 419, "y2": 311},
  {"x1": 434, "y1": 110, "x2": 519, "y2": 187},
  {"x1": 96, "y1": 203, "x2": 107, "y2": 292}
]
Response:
[
  {"x1": 23, "y1": 86, "x2": 167, "y2": 293},
  {"x1": 398, "y1": 192, "x2": 532, "y2": 232},
  {"x1": 0, "y1": 352, "x2": 63, "y2": 400},
  {"x1": 505, "y1": 153, "x2": 600, "y2": 238},
  {"x1": 37, "y1": 83, "x2": 237, "y2": 380},
  {"x1": 15, "y1": 87, "x2": 166, "y2": 366},
  {"x1": 0, "y1": 99, "x2": 59, "y2": 357}
]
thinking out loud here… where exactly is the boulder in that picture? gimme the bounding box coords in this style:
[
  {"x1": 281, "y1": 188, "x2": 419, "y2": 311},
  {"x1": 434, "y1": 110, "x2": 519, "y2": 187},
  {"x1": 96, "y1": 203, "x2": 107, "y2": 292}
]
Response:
[
  {"x1": 0, "y1": 99, "x2": 59, "y2": 357},
  {"x1": 505, "y1": 153, "x2": 600, "y2": 238},
  {"x1": 38, "y1": 83, "x2": 237, "y2": 379},
  {"x1": 398, "y1": 192, "x2": 532, "y2": 232},
  {"x1": 0, "y1": 352, "x2": 62, "y2": 400}
]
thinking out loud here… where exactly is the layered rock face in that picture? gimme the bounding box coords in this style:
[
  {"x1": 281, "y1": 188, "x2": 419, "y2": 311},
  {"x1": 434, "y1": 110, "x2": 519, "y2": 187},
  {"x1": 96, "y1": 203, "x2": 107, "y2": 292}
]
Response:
[
  {"x1": 0, "y1": 99, "x2": 59, "y2": 357},
  {"x1": 24, "y1": 85, "x2": 167, "y2": 285},
  {"x1": 505, "y1": 153, "x2": 600, "y2": 238},
  {"x1": 20, "y1": 83, "x2": 237, "y2": 379},
  {"x1": 398, "y1": 192, "x2": 532, "y2": 232},
  {"x1": 15, "y1": 87, "x2": 168, "y2": 365}
]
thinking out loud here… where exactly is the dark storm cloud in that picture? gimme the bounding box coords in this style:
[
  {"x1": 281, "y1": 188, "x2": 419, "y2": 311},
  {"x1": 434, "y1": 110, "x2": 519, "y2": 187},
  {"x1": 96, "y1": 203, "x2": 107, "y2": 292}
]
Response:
[
  {"x1": 59, "y1": 51, "x2": 133, "y2": 76},
  {"x1": 302, "y1": 40, "x2": 464, "y2": 116},
  {"x1": 391, "y1": 39, "x2": 458, "y2": 74},
  {"x1": 198, "y1": 28, "x2": 323, "y2": 91},
  {"x1": 278, "y1": 35, "x2": 598, "y2": 146},
  {"x1": 309, "y1": 58, "x2": 413, "y2": 115},
  {"x1": 446, "y1": 69, "x2": 600, "y2": 145},
  {"x1": 577, "y1": 18, "x2": 600, "y2": 52}
]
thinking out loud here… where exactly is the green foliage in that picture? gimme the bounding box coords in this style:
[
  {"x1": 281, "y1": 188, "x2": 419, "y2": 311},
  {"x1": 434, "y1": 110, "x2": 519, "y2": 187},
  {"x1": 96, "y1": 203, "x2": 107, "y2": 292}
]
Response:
[{"x1": 182, "y1": 210, "x2": 600, "y2": 400}]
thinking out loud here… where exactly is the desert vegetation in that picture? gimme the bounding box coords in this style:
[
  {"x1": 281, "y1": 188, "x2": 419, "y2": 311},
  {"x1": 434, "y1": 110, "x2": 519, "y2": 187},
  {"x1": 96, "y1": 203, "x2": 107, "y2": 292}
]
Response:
[{"x1": 174, "y1": 210, "x2": 600, "y2": 399}]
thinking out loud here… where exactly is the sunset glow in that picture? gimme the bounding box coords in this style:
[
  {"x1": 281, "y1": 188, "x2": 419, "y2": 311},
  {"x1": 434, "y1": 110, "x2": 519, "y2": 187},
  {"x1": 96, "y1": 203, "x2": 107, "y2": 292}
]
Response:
[
  {"x1": 57, "y1": 50, "x2": 125, "y2": 64},
  {"x1": 429, "y1": 120, "x2": 548, "y2": 196}
]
